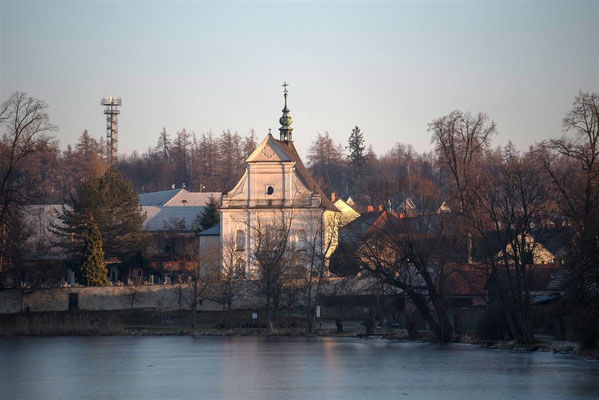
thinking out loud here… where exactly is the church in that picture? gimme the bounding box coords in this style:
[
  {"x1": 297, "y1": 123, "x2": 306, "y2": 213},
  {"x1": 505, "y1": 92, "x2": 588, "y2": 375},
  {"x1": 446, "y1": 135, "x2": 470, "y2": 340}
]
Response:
[{"x1": 214, "y1": 85, "x2": 340, "y2": 278}]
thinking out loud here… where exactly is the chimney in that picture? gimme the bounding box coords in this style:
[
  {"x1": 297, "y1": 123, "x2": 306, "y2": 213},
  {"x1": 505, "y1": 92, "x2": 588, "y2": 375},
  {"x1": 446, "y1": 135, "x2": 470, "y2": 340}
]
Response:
[
  {"x1": 378, "y1": 205, "x2": 383, "y2": 211},
  {"x1": 367, "y1": 205, "x2": 374, "y2": 212},
  {"x1": 331, "y1": 192, "x2": 336, "y2": 202}
]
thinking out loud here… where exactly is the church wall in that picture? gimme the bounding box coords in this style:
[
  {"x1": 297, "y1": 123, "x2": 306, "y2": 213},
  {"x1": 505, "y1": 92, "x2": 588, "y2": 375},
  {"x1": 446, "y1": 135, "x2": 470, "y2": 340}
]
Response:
[{"x1": 221, "y1": 207, "x2": 326, "y2": 277}]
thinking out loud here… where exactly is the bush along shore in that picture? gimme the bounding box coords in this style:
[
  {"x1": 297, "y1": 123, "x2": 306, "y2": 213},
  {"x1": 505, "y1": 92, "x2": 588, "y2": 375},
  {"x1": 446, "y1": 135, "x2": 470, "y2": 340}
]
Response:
[{"x1": 0, "y1": 310, "x2": 596, "y2": 359}]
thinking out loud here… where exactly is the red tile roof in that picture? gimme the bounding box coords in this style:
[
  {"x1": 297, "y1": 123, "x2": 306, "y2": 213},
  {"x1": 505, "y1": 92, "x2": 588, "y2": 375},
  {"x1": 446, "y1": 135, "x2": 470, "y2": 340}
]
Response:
[{"x1": 441, "y1": 265, "x2": 489, "y2": 297}]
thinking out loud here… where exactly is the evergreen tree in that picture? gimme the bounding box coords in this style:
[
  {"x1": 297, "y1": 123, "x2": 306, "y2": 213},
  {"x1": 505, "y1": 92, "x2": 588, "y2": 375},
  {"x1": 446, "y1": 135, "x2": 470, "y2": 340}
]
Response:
[
  {"x1": 154, "y1": 127, "x2": 173, "y2": 190},
  {"x1": 347, "y1": 125, "x2": 366, "y2": 194},
  {"x1": 56, "y1": 167, "x2": 147, "y2": 261},
  {"x1": 197, "y1": 196, "x2": 220, "y2": 231},
  {"x1": 80, "y1": 218, "x2": 108, "y2": 286}
]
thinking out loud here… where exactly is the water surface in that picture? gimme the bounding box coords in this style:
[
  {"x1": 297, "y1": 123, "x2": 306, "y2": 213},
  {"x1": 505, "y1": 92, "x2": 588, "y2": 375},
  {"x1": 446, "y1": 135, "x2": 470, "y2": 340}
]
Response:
[{"x1": 0, "y1": 336, "x2": 597, "y2": 400}]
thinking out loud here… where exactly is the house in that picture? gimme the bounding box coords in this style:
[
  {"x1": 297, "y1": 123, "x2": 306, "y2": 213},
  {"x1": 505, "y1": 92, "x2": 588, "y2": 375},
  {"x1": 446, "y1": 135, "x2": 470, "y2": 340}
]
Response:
[
  {"x1": 332, "y1": 195, "x2": 360, "y2": 227},
  {"x1": 138, "y1": 188, "x2": 221, "y2": 273},
  {"x1": 218, "y1": 87, "x2": 340, "y2": 278}
]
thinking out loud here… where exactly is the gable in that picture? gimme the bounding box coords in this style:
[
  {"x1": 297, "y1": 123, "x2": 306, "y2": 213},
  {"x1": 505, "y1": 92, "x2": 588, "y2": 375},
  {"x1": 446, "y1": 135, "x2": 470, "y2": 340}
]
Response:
[
  {"x1": 246, "y1": 134, "x2": 293, "y2": 163},
  {"x1": 334, "y1": 198, "x2": 360, "y2": 226},
  {"x1": 227, "y1": 170, "x2": 248, "y2": 200},
  {"x1": 496, "y1": 233, "x2": 558, "y2": 264}
]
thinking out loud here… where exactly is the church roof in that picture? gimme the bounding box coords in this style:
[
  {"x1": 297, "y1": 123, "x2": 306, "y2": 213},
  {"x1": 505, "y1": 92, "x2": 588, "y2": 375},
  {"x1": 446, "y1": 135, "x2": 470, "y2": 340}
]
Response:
[{"x1": 272, "y1": 136, "x2": 338, "y2": 212}]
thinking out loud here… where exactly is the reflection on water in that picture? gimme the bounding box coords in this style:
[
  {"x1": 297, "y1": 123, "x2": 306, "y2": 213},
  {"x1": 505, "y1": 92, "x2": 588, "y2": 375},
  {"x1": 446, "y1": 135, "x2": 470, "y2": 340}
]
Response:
[{"x1": 0, "y1": 336, "x2": 597, "y2": 400}]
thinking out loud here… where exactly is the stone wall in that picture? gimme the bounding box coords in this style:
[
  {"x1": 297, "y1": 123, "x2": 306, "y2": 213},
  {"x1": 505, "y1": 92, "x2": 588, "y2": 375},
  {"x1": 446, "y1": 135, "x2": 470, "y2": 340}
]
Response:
[
  {"x1": 0, "y1": 277, "x2": 383, "y2": 315},
  {"x1": 0, "y1": 285, "x2": 229, "y2": 314}
]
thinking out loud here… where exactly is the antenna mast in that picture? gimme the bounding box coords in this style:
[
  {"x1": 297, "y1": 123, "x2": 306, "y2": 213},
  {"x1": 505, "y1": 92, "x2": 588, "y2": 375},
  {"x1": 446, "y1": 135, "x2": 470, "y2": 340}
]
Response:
[{"x1": 101, "y1": 96, "x2": 122, "y2": 165}]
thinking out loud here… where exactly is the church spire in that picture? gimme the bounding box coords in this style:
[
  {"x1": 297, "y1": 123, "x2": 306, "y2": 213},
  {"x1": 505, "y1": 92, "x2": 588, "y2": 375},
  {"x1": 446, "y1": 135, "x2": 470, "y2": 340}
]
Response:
[{"x1": 279, "y1": 82, "x2": 293, "y2": 142}]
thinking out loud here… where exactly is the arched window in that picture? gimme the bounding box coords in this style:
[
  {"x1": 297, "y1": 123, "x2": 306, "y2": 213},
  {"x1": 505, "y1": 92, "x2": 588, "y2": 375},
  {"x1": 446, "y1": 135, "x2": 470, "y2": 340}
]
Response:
[
  {"x1": 235, "y1": 230, "x2": 245, "y2": 251},
  {"x1": 296, "y1": 230, "x2": 307, "y2": 251}
]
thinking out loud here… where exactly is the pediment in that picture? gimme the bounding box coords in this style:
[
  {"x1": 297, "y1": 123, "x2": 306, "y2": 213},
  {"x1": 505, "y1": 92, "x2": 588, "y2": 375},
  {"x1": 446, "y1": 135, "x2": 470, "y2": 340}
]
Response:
[
  {"x1": 246, "y1": 135, "x2": 293, "y2": 163},
  {"x1": 292, "y1": 173, "x2": 311, "y2": 196},
  {"x1": 227, "y1": 171, "x2": 248, "y2": 199}
]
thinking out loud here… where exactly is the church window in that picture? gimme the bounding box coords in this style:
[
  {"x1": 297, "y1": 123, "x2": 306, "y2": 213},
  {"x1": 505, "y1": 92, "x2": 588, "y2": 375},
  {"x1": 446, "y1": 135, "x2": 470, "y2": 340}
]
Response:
[
  {"x1": 235, "y1": 230, "x2": 245, "y2": 251},
  {"x1": 296, "y1": 230, "x2": 307, "y2": 251}
]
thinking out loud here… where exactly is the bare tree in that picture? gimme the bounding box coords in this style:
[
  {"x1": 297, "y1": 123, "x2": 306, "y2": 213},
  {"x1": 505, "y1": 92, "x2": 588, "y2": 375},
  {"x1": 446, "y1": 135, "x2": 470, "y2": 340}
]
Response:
[
  {"x1": 350, "y1": 175, "x2": 461, "y2": 342},
  {"x1": 125, "y1": 273, "x2": 144, "y2": 310},
  {"x1": 247, "y1": 211, "x2": 294, "y2": 333},
  {"x1": 429, "y1": 110, "x2": 496, "y2": 261},
  {"x1": 473, "y1": 146, "x2": 552, "y2": 345},
  {"x1": 214, "y1": 237, "x2": 245, "y2": 328},
  {"x1": 0, "y1": 92, "x2": 56, "y2": 282},
  {"x1": 178, "y1": 238, "x2": 217, "y2": 328},
  {"x1": 300, "y1": 212, "x2": 340, "y2": 333},
  {"x1": 538, "y1": 91, "x2": 599, "y2": 348}
]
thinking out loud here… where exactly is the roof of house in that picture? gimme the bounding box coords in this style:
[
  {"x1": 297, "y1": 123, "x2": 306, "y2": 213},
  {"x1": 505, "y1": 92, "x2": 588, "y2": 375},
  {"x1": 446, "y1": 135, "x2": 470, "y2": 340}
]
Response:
[
  {"x1": 527, "y1": 264, "x2": 570, "y2": 292},
  {"x1": 339, "y1": 210, "x2": 386, "y2": 243},
  {"x1": 138, "y1": 189, "x2": 221, "y2": 207},
  {"x1": 197, "y1": 224, "x2": 220, "y2": 236},
  {"x1": 142, "y1": 205, "x2": 204, "y2": 232}
]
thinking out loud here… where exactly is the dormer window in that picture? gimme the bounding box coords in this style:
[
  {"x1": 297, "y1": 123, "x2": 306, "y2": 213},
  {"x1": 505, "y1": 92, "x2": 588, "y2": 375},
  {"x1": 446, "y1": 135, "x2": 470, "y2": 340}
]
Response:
[{"x1": 266, "y1": 185, "x2": 275, "y2": 196}]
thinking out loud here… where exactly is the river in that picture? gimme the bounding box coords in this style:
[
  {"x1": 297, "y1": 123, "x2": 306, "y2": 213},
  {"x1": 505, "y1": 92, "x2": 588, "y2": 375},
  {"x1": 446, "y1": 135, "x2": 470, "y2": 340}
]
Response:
[{"x1": 0, "y1": 336, "x2": 597, "y2": 400}]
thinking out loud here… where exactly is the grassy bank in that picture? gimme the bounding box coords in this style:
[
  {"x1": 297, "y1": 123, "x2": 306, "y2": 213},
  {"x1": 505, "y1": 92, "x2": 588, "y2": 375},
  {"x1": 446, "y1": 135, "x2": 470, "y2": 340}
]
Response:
[{"x1": 1, "y1": 312, "x2": 124, "y2": 336}]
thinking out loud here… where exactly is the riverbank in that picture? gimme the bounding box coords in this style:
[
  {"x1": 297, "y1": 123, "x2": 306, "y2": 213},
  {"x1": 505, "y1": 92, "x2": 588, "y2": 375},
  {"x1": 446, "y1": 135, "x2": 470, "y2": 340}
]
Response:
[{"x1": 1, "y1": 310, "x2": 596, "y2": 359}]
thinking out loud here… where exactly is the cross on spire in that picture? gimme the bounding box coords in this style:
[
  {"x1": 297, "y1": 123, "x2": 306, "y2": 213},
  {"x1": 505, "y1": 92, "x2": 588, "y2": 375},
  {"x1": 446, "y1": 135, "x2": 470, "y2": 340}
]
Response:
[
  {"x1": 279, "y1": 82, "x2": 293, "y2": 142},
  {"x1": 268, "y1": 128, "x2": 272, "y2": 135}
]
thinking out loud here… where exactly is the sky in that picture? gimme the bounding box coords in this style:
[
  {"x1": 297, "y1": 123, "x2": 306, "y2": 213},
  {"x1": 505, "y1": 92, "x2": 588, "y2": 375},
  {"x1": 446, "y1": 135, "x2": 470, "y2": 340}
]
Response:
[{"x1": 1, "y1": 1, "x2": 598, "y2": 159}]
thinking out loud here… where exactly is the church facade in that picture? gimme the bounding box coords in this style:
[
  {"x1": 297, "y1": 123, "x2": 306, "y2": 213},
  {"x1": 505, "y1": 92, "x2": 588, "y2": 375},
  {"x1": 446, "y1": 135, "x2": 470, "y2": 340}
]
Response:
[{"x1": 219, "y1": 87, "x2": 339, "y2": 278}]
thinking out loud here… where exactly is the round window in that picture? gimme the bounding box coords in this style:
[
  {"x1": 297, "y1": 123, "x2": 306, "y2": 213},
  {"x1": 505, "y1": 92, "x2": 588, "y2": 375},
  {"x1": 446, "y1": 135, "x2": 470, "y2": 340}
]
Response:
[{"x1": 267, "y1": 186, "x2": 274, "y2": 195}]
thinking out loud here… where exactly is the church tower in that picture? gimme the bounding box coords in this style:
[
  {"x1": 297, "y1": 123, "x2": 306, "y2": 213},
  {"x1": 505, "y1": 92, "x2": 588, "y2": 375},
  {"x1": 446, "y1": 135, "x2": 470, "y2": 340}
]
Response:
[{"x1": 279, "y1": 82, "x2": 293, "y2": 142}]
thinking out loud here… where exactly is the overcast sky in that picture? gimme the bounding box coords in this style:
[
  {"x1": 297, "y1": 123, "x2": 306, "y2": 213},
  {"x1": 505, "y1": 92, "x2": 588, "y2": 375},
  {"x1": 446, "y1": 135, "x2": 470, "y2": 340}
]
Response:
[{"x1": 1, "y1": 1, "x2": 598, "y2": 159}]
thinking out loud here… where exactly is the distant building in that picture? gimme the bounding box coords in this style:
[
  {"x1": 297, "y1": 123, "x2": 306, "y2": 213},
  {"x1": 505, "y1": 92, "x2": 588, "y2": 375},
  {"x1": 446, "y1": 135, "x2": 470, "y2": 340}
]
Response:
[
  {"x1": 139, "y1": 188, "x2": 221, "y2": 232},
  {"x1": 138, "y1": 188, "x2": 221, "y2": 275}
]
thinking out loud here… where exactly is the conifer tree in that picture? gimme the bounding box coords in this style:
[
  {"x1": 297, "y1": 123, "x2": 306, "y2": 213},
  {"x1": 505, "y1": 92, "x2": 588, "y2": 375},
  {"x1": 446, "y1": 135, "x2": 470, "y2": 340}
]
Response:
[
  {"x1": 55, "y1": 167, "x2": 147, "y2": 261},
  {"x1": 347, "y1": 125, "x2": 366, "y2": 194},
  {"x1": 80, "y1": 219, "x2": 108, "y2": 287},
  {"x1": 197, "y1": 196, "x2": 220, "y2": 231}
]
